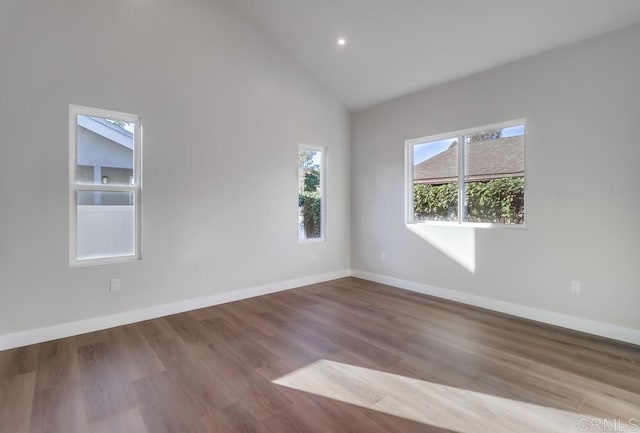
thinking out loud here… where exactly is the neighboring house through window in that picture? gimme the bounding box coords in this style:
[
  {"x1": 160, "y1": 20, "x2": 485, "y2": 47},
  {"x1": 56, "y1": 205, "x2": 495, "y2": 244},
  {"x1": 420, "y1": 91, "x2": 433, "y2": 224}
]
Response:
[
  {"x1": 407, "y1": 121, "x2": 525, "y2": 226},
  {"x1": 69, "y1": 105, "x2": 142, "y2": 265}
]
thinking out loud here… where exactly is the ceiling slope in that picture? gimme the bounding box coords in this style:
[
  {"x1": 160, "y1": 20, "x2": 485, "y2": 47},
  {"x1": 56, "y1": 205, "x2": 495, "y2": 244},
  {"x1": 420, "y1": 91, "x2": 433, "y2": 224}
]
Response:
[{"x1": 226, "y1": 0, "x2": 640, "y2": 111}]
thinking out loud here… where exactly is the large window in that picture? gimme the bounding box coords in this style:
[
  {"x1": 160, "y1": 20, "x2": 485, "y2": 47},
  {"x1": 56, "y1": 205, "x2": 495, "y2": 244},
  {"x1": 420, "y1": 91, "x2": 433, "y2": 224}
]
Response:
[
  {"x1": 69, "y1": 105, "x2": 142, "y2": 265},
  {"x1": 407, "y1": 121, "x2": 525, "y2": 226},
  {"x1": 298, "y1": 145, "x2": 325, "y2": 241}
]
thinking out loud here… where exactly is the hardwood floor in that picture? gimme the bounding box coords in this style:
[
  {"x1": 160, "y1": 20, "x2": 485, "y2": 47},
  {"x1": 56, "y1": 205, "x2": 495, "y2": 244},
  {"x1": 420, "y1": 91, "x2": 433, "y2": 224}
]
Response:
[{"x1": 0, "y1": 277, "x2": 638, "y2": 433}]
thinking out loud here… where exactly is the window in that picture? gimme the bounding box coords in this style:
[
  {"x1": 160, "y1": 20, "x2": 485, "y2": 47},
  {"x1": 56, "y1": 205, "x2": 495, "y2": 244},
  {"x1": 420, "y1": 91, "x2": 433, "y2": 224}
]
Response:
[
  {"x1": 69, "y1": 105, "x2": 142, "y2": 265},
  {"x1": 407, "y1": 121, "x2": 525, "y2": 226},
  {"x1": 298, "y1": 145, "x2": 325, "y2": 241}
]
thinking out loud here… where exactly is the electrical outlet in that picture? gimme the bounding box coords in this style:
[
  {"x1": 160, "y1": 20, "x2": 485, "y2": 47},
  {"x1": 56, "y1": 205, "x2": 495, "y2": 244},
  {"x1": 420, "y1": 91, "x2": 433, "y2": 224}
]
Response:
[
  {"x1": 110, "y1": 278, "x2": 121, "y2": 292},
  {"x1": 381, "y1": 251, "x2": 387, "y2": 261},
  {"x1": 309, "y1": 253, "x2": 316, "y2": 263},
  {"x1": 570, "y1": 280, "x2": 581, "y2": 295}
]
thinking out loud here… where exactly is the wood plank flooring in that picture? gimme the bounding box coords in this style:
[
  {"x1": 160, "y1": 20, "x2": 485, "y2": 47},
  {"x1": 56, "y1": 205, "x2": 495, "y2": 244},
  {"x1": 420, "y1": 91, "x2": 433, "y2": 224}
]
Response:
[{"x1": 0, "y1": 277, "x2": 638, "y2": 433}]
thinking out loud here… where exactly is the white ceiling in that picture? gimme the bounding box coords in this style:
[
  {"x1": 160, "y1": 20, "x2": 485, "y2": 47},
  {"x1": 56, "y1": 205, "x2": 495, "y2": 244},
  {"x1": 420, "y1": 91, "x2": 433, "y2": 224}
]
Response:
[{"x1": 227, "y1": 0, "x2": 640, "y2": 111}]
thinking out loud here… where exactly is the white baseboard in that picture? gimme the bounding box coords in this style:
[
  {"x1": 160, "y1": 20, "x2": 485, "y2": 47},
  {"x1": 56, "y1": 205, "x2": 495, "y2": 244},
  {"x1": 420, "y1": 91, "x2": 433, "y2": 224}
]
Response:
[
  {"x1": 0, "y1": 269, "x2": 351, "y2": 351},
  {"x1": 351, "y1": 269, "x2": 640, "y2": 346},
  {"x1": 3, "y1": 268, "x2": 636, "y2": 351}
]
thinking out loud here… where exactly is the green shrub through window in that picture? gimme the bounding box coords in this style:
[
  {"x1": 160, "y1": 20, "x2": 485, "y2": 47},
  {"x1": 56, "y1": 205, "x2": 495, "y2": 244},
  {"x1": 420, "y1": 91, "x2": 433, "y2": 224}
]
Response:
[{"x1": 298, "y1": 146, "x2": 324, "y2": 240}]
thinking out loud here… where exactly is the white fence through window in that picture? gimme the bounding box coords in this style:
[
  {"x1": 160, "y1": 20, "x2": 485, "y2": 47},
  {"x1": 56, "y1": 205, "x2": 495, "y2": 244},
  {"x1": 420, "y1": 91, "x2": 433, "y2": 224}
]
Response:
[{"x1": 77, "y1": 205, "x2": 135, "y2": 259}]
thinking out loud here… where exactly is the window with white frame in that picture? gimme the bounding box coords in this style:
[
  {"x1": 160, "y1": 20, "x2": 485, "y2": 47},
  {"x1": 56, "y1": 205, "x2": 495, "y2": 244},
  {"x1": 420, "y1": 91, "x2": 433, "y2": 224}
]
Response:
[
  {"x1": 407, "y1": 121, "x2": 525, "y2": 226},
  {"x1": 298, "y1": 145, "x2": 325, "y2": 241},
  {"x1": 69, "y1": 105, "x2": 142, "y2": 264}
]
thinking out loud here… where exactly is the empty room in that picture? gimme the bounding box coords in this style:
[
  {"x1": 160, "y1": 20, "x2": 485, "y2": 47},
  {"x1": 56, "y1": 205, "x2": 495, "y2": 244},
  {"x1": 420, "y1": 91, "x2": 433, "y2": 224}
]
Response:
[{"x1": 1, "y1": 1, "x2": 639, "y2": 432}]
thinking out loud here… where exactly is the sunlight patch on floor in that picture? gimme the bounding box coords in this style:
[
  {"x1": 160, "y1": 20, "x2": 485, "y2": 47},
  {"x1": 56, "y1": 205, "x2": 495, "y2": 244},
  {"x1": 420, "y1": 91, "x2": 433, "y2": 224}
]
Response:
[{"x1": 273, "y1": 359, "x2": 619, "y2": 433}]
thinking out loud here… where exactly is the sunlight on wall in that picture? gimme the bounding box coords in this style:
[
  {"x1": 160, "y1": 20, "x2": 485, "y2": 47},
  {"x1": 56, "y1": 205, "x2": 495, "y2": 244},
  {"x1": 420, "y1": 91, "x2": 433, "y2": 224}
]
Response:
[
  {"x1": 273, "y1": 360, "x2": 618, "y2": 433},
  {"x1": 406, "y1": 224, "x2": 476, "y2": 273}
]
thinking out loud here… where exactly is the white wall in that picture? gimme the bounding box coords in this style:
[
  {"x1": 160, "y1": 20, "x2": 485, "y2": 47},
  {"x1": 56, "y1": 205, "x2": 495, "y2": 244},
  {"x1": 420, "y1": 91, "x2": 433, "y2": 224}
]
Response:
[
  {"x1": 351, "y1": 25, "x2": 640, "y2": 330},
  {"x1": 0, "y1": 0, "x2": 350, "y2": 335}
]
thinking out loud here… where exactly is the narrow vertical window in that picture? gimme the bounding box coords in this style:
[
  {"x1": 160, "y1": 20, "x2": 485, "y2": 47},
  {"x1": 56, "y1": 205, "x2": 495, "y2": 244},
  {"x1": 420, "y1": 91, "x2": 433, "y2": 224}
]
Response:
[
  {"x1": 69, "y1": 105, "x2": 142, "y2": 265},
  {"x1": 298, "y1": 145, "x2": 325, "y2": 241}
]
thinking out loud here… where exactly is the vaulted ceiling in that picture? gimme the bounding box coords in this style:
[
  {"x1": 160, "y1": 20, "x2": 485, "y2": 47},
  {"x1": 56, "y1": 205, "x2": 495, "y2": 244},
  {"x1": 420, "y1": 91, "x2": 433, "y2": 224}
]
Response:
[{"x1": 227, "y1": 0, "x2": 640, "y2": 111}]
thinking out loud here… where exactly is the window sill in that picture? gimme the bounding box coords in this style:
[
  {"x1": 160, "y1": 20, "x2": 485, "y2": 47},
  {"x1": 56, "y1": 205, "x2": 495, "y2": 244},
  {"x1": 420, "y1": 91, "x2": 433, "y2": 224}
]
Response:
[
  {"x1": 407, "y1": 221, "x2": 527, "y2": 230},
  {"x1": 298, "y1": 237, "x2": 326, "y2": 244},
  {"x1": 70, "y1": 255, "x2": 141, "y2": 267}
]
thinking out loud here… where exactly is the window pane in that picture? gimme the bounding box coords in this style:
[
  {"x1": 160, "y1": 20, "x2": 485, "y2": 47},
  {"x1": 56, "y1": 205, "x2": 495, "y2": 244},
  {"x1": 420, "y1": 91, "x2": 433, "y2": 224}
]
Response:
[
  {"x1": 77, "y1": 191, "x2": 135, "y2": 260},
  {"x1": 464, "y1": 125, "x2": 525, "y2": 224},
  {"x1": 298, "y1": 148, "x2": 322, "y2": 240},
  {"x1": 413, "y1": 138, "x2": 459, "y2": 221},
  {"x1": 76, "y1": 115, "x2": 135, "y2": 186}
]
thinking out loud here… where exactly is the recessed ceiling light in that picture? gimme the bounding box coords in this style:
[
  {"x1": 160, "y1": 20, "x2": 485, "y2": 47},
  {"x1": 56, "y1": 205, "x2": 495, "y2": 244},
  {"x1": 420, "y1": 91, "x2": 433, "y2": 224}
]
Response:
[{"x1": 337, "y1": 38, "x2": 346, "y2": 46}]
